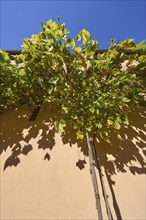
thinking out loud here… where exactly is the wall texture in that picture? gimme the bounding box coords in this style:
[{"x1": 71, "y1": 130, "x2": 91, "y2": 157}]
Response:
[{"x1": 0, "y1": 103, "x2": 146, "y2": 220}]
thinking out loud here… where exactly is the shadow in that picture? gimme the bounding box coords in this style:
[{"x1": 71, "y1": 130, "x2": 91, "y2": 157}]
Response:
[
  {"x1": 105, "y1": 168, "x2": 123, "y2": 220},
  {"x1": 1, "y1": 104, "x2": 145, "y2": 174},
  {"x1": 44, "y1": 152, "x2": 51, "y2": 161},
  {"x1": 21, "y1": 144, "x2": 33, "y2": 155},
  {"x1": 0, "y1": 102, "x2": 61, "y2": 170},
  {"x1": 4, "y1": 154, "x2": 21, "y2": 171},
  {"x1": 94, "y1": 107, "x2": 146, "y2": 175},
  {"x1": 61, "y1": 126, "x2": 89, "y2": 156},
  {"x1": 0, "y1": 103, "x2": 145, "y2": 219},
  {"x1": 3, "y1": 144, "x2": 33, "y2": 170},
  {"x1": 90, "y1": 106, "x2": 146, "y2": 219},
  {"x1": 76, "y1": 159, "x2": 87, "y2": 170},
  {"x1": 56, "y1": 106, "x2": 146, "y2": 219}
]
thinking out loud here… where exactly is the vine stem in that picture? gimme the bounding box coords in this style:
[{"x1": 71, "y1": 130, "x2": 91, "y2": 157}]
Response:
[
  {"x1": 86, "y1": 132, "x2": 103, "y2": 220},
  {"x1": 92, "y1": 129, "x2": 113, "y2": 220},
  {"x1": 29, "y1": 100, "x2": 43, "y2": 121}
]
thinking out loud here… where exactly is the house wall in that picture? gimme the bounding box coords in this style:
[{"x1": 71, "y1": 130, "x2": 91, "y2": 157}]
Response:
[{"x1": 0, "y1": 103, "x2": 146, "y2": 220}]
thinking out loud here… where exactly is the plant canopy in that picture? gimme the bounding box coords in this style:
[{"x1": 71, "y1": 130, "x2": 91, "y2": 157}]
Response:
[{"x1": 0, "y1": 18, "x2": 146, "y2": 141}]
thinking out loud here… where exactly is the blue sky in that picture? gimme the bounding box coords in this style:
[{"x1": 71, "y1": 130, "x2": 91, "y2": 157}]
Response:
[{"x1": 0, "y1": 0, "x2": 145, "y2": 50}]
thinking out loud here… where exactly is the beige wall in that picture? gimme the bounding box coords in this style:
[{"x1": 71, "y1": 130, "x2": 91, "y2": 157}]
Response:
[{"x1": 0, "y1": 103, "x2": 146, "y2": 220}]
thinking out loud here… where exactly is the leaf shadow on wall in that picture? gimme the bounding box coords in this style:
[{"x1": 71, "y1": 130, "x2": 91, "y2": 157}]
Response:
[
  {"x1": 93, "y1": 107, "x2": 146, "y2": 220},
  {"x1": 59, "y1": 106, "x2": 146, "y2": 220},
  {"x1": 1, "y1": 104, "x2": 145, "y2": 175},
  {"x1": 0, "y1": 102, "x2": 87, "y2": 171},
  {"x1": 94, "y1": 106, "x2": 146, "y2": 177},
  {"x1": 0, "y1": 102, "x2": 62, "y2": 170},
  {"x1": 0, "y1": 103, "x2": 145, "y2": 220}
]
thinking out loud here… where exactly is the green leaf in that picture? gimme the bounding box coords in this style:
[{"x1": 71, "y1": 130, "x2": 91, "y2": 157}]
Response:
[
  {"x1": 116, "y1": 116, "x2": 122, "y2": 124},
  {"x1": 86, "y1": 126, "x2": 92, "y2": 132},
  {"x1": 100, "y1": 131, "x2": 110, "y2": 142},
  {"x1": 74, "y1": 47, "x2": 82, "y2": 53},
  {"x1": 107, "y1": 119, "x2": 113, "y2": 126},
  {"x1": 114, "y1": 121, "x2": 121, "y2": 130},
  {"x1": 19, "y1": 69, "x2": 26, "y2": 76},
  {"x1": 136, "y1": 41, "x2": 145, "y2": 50},
  {"x1": 76, "y1": 34, "x2": 81, "y2": 41},
  {"x1": 77, "y1": 131, "x2": 84, "y2": 140},
  {"x1": 122, "y1": 97, "x2": 130, "y2": 103},
  {"x1": 89, "y1": 107, "x2": 95, "y2": 113},
  {"x1": 67, "y1": 38, "x2": 76, "y2": 48},
  {"x1": 121, "y1": 115, "x2": 129, "y2": 125},
  {"x1": 95, "y1": 122, "x2": 102, "y2": 129},
  {"x1": 85, "y1": 46, "x2": 95, "y2": 56},
  {"x1": 80, "y1": 29, "x2": 91, "y2": 45},
  {"x1": 50, "y1": 77, "x2": 59, "y2": 84},
  {"x1": 62, "y1": 106, "x2": 68, "y2": 113},
  {"x1": 123, "y1": 117, "x2": 129, "y2": 125},
  {"x1": 96, "y1": 109, "x2": 99, "y2": 115},
  {"x1": 119, "y1": 39, "x2": 136, "y2": 50},
  {"x1": 63, "y1": 28, "x2": 69, "y2": 35},
  {"x1": 54, "y1": 120, "x2": 66, "y2": 133}
]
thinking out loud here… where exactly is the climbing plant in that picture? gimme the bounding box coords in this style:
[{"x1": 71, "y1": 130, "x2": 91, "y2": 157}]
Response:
[{"x1": 0, "y1": 18, "x2": 146, "y2": 219}]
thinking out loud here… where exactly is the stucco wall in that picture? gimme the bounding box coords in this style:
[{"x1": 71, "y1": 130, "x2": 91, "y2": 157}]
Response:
[{"x1": 0, "y1": 103, "x2": 146, "y2": 220}]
